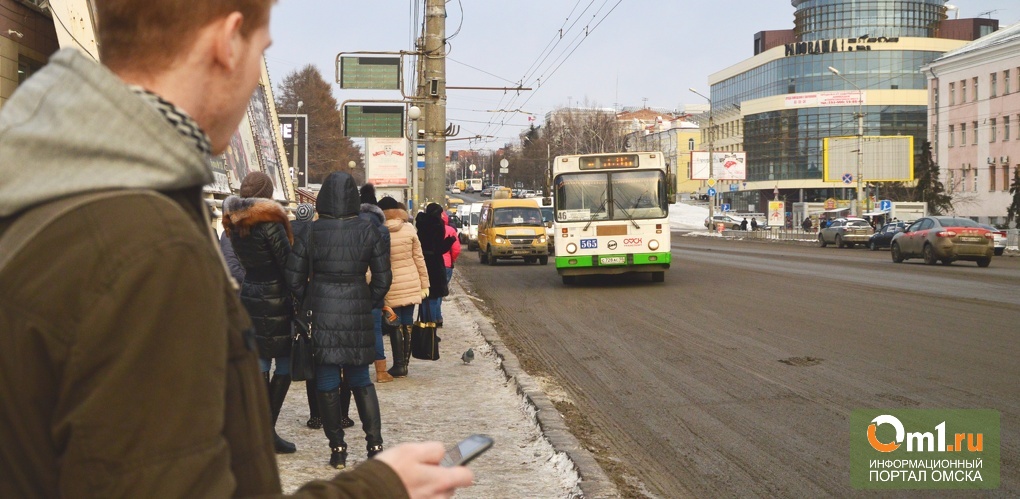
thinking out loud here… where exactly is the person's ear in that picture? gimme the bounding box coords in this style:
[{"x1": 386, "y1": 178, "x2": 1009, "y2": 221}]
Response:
[{"x1": 212, "y1": 12, "x2": 246, "y2": 71}]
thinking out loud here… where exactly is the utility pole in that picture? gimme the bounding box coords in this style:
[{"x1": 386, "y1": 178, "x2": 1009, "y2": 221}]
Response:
[{"x1": 422, "y1": 0, "x2": 447, "y2": 208}]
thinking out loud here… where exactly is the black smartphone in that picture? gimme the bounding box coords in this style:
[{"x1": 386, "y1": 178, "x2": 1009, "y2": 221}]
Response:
[{"x1": 440, "y1": 434, "x2": 494, "y2": 467}]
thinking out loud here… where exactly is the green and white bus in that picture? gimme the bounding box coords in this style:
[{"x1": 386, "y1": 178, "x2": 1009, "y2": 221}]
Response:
[{"x1": 552, "y1": 152, "x2": 672, "y2": 284}]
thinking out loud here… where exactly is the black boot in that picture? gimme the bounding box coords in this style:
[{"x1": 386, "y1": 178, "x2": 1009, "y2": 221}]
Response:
[
  {"x1": 351, "y1": 384, "x2": 384, "y2": 458},
  {"x1": 317, "y1": 389, "x2": 348, "y2": 469},
  {"x1": 305, "y1": 380, "x2": 321, "y2": 429},
  {"x1": 340, "y1": 379, "x2": 355, "y2": 429},
  {"x1": 266, "y1": 373, "x2": 297, "y2": 454},
  {"x1": 387, "y1": 324, "x2": 407, "y2": 378},
  {"x1": 401, "y1": 325, "x2": 414, "y2": 375}
]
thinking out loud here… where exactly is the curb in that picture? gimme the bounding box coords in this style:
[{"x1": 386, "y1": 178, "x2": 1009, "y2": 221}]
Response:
[{"x1": 450, "y1": 278, "x2": 620, "y2": 498}]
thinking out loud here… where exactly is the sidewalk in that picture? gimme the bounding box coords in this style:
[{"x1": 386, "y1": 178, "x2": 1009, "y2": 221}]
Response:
[{"x1": 274, "y1": 276, "x2": 616, "y2": 498}]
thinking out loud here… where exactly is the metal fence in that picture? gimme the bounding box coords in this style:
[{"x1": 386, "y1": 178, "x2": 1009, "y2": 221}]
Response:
[{"x1": 719, "y1": 227, "x2": 1020, "y2": 250}]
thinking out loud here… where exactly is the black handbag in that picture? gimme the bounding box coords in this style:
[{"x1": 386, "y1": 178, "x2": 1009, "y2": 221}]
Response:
[
  {"x1": 410, "y1": 303, "x2": 441, "y2": 361},
  {"x1": 290, "y1": 229, "x2": 317, "y2": 381}
]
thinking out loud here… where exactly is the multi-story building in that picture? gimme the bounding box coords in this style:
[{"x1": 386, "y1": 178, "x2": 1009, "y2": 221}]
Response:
[
  {"x1": 703, "y1": 0, "x2": 997, "y2": 217},
  {"x1": 1, "y1": 0, "x2": 59, "y2": 108},
  {"x1": 626, "y1": 122, "x2": 703, "y2": 197},
  {"x1": 923, "y1": 23, "x2": 1020, "y2": 226}
]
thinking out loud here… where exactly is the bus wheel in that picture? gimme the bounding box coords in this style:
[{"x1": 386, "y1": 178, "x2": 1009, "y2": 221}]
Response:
[
  {"x1": 651, "y1": 272, "x2": 665, "y2": 283},
  {"x1": 561, "y1": 275, "x2": 576, "y2": 285},
  {"x1": 487, "y1": 249, "x2": 498, "y2": 266},
  {"x1": 539, "y1": 256, "x2": 549, "y2": 265}
]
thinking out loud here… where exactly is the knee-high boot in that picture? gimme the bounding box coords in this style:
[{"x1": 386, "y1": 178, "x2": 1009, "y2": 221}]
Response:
[
  {"x1": 351, "y1": 384, "x2": 384, "y2": 458},
  {"x1": 401, "y1": 324, "x2": 414, "y2": 375},
  {"x1": 387, "y1": 323, "x2": 407, "y2": 378},
  {"x1": 317, "y1": 389, "x2": 348, "y2": 469},
  {"x1": 265, "y1": 373, "x2": 296, "y2": 454},
  {"x1": 340, "y1": 378, "x2": 355, "y2": 429},
  {"x1": 305, "y1": 380, "x2": 321, "y2": 429}
]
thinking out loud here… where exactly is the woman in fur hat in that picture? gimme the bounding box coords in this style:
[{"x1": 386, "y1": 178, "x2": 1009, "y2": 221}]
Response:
[{"x1": 223, "y1": 171, "x2": 296, "y2": 454}]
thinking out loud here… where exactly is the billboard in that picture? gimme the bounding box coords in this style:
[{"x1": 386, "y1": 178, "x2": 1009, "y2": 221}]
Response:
[
  {"x1": 823, "y1": 136, "x2": 913, "y2": 183},
  {"x1": 279, "y1": 114, "x2": 308, "y2": 188},
  {"x1": 691, "y1": 151, "x2": 746, "y2": 180},
  {"x1": 366, "y1": 137, "x2": 409, "y2": 186}
]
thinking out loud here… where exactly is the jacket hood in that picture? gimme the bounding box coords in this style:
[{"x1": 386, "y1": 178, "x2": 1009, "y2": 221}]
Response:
[
  {"x1": 316, "y1": 172, "x2": 360, "y2": 218},
  {"x1": 222, "y1": 195, "x2": 294, "y2": 243},
  {"x1": 0, "y1": 49, "x2": 213, "y2": 217},
  {"x1": 361, "y1": 203, "x2": 385, "y2": 225},
  {"x1": 383, "y1": 208, "x2": 410, "y2": 232}
]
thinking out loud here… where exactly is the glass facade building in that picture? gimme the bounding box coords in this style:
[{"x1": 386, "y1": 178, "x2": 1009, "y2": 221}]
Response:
[{"x1": 708, "y1": 0, "x2": 969, "y2": 208}]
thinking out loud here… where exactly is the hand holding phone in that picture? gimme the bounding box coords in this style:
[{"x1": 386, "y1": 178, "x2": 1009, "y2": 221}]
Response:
[{"x1": 440, "y1": 434, "x2": 493, "y2": 467}]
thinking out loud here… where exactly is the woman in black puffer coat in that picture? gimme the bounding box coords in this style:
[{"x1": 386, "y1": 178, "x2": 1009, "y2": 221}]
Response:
[
  {"x1": 285, "y1": 171, "x2": 392, "y2": 470},
  {"x1": 415, "y1": 203, "x2": 455, "y2": 321},
  {"x1": 223, "y1": 171, "x2": 295, "y2": 455}
]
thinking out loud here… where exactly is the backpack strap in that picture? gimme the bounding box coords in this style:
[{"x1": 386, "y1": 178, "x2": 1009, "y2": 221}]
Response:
[{"x1": 0, "y1": 190, "x2": 146, "y2": 270}]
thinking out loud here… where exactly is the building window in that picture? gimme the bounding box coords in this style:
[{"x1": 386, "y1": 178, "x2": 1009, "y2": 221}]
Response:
[
  {"x1": 973, "y1": 121, "x2": 979, "y2": 144},
  {"x1": 949, "y1": 82, "x2": 955, "y2": 105},
  {"x1": 1006, "y1": 116, "x2": 1011, "y2": 141},
  {"x1": 1006, "y1": 166, "x2": 1013, "y2": 191},
  {"x1": 949, "y1": 125, "x2": 955, "y2": 146},
  {"x1": 990, "y1": 165, "x2": 997, "y2": 191},
  {"x1": 973, "y1": 77, "x2": 979, "y2": 101},
  {"x1": 991, "y1": 73, "x2": 997, "y2": 98},
  {"x1": 949, "y1": 169, "x2": 955, "y2": 193},
  {"x1": 973, "y1": 169, "x2": 978, "y2": 192},
  {"x1": 688, "y1": 138, "x2": 694, "y2": 150},
  {"x1": 961, "y1": 122, "x2": 966, "y2": 145},
  {"x1": 1006, "y1": 70, "x2": 1012, "y2": 95},
  {"x1": 961, "y1": 79, "x2": 967, "y2": 103},
  {"x1": 991, "y1": 118, "x2": 997, "y2": 142}
]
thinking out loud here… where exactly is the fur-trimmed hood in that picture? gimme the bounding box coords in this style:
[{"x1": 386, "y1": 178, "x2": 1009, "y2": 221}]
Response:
[
  {"x1": 361, "y1": 203, "x2": 385, "y2": 226},
  {"x1": 222, "y1": 195, "x2": 294, "y2": 243},
  {"x1": 383, "y1": 208, "x2": 410, "y2": 229}
]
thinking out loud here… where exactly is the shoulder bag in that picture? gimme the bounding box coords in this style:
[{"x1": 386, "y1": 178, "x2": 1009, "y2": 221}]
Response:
[{"x1": 410, "y1": 302, "x2": 441, "y2": 361}]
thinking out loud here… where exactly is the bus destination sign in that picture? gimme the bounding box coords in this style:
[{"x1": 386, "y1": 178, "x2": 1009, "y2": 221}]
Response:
[{"x1": 579, "y1": 154, "x2": 639, "y2": 170}]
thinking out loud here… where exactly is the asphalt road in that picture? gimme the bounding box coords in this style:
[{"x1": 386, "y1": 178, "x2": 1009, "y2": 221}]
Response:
[{"x1": 456, "y1": 233, "x2": 1020, "y2": 498}]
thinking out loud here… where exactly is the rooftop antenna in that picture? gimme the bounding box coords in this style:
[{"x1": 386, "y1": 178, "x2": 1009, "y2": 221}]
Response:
[{"x1": 977, "y1": 9, "x2": 999, "y2": 19}]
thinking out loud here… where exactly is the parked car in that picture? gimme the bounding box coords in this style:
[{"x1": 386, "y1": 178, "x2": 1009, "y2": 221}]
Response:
[
  {"x1": 704, "y1": 214, "x2": 743, "y2": 230},
  {"x1": 890, "y1": 216, "x2": 994, "y2": 267},
  {"x1": 817, "y1": 217, "x2": 874, "y2": 248},
  {"x1": 867, "y1": 221, "x2": 907, "y2": 250},
  {"x1": 977, "y1": 224, "x2": 1006, "y2": 256}
]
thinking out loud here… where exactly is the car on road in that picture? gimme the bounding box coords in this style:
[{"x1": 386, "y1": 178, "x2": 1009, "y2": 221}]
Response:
[
  {"x1": 977, "y1": 224, "x2": 1007, "y2": 256},
  {"x1": 867, "y1": 221, "x2": 907, "y2": 250},
  {"x1": 451, "y1": 186, "x2": 461, "y2": 194},
  {"x1": 890, "y1": 216, "x2": 994, "y2": 267},
  {"x1": 817, "y1": 217, "x2": 874, "y2": 248},
  {"x1": 704, "y1": 214, "x2": 743, "y2": 230},
  {"x1": 539, "y1": 206, "x2": 555, "y2": 253},
  {"x1": 480, "y1": 187, "x2": 493, "y2": 197},
  {"x1": 477, "y1": 198, "x2": 549, "y2": 265}
]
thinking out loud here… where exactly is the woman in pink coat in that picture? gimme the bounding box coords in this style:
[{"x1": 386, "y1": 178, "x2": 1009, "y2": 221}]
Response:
[
  {"x1": 378, "y1": 197, "x2": 429, "y2": 378},
  {"x1": 435, "y1": 210, "x2": 461, "y2": 327}
]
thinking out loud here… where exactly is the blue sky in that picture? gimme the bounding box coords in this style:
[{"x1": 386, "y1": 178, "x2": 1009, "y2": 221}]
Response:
[{"x1": 265, "y1": 1, "x2": 1015, "y2": 151}]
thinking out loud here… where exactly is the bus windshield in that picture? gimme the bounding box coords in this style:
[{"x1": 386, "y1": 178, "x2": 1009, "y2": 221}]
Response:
[{"x1": 555, "y1": 170, "x2": 666, "y2": 221}]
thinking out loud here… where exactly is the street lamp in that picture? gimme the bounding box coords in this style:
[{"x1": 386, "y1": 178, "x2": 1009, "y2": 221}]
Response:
[
  {"x1": 827, "y1": 66, "x2": 865, "y2": 217},
  {"x1": 408, "y1": 105, "x2": 422, "y2": 211},
  {"x1": 689, "y1": 88, "x2": 714, "y2": 221}
]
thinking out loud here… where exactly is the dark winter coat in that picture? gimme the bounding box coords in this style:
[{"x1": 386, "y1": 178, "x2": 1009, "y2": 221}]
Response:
[
  {"x1": 360, "y1": 203, "x2": 391, "y2": 309},
  {"x1": 219, "y1": 230, "x2": 246, "y2": 287},
  {"x1": 415, "y1": 205, "x2": 454, "y2": 298},
  {"x1": 224, "y1": 196, "x2": 294, "y2": 359},
  {"x1": 286, "y1": 172, "x2": 391, "y2": 367}
]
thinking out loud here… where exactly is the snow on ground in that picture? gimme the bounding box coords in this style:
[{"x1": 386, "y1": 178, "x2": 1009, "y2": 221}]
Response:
[{"x1": 668, "y1": 201, "x2": 710, "y2": 231}]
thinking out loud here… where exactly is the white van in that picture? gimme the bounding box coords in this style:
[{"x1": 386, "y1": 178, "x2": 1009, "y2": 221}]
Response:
[{"x1": 462, "y1": 202, "x2": 483, "y2": 250}]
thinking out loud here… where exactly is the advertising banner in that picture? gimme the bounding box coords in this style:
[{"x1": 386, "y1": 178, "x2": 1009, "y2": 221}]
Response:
[
  {"x1": 366, "y1": 137, "x2": 409, "y2": 186},
  {"x1": 768, "y1": 201, "x2": 785, "y2": 228},
  {"x1": 691, "y1": 151, "x2": 746, "y2": 180},
  {"x1": 279, "y1": 114, "x2": 308, "y2": 188}
]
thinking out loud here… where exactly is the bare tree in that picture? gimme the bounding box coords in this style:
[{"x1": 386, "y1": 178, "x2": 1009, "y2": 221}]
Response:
[{"x1": 275, "y1": 65, "x2": 364, "y2": 184}]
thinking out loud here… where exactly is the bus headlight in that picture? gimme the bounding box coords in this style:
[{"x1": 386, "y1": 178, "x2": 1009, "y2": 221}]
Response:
[
  {"x1": 495, "y1": 236, "x2": 506, "y2": 244},
  {"x1": 538, "y1": 235, "x2": 547, "y2": 244},
  {"x1": 648, "y1": 239, "x2": 659, "y2": 251},
  {"x1": 566, "y1": 242, "x2": 577, "y2": 254}
]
